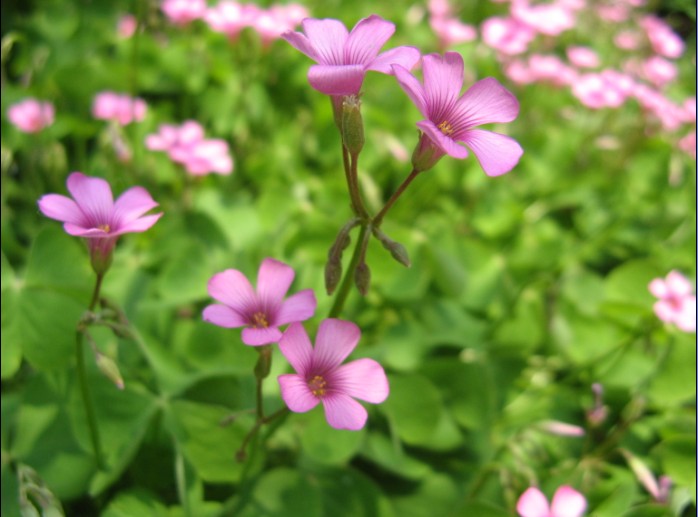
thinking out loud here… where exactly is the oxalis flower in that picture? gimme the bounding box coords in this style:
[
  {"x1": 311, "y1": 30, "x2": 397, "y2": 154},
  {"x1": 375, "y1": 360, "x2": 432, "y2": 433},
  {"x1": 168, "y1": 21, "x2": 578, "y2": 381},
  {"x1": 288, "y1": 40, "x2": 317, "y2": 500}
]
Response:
[
  {"x1": 648, "y1": 271, "x2": 696, "y2": 332},
  {"x1": 517, "y1": 485, "x2": 587, "y2": 517},
  {"x1": 282, "y1": 14, "x2": 420, "y2": 96},
  {"x1": 278, "y1": 319, "x2": 389, "y2": 431},
  {"x1": 37, "y1": 172, "x2": 162, "y2": 274},
  {"x1": 393, "y1": 52, "x2": 523, "y2": 175},
  {"x1": 203, "y1": 258, "x2": 317, "y2": 346}
]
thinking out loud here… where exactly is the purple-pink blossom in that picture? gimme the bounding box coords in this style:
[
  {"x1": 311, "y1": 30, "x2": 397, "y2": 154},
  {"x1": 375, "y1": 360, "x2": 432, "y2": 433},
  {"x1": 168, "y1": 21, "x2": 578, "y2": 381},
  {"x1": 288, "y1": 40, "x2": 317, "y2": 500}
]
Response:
[
  {"x1": 277, "y1": 319, "x2": 389, "y2": 431},
  {"x1": 648, "y1": 271, "x2": 696, "y2": 332},
  {"x1": 7, "y1": 98, "x2": 55, "y2": 133},
  {"x1": 282, "y1": 15, "x2": 420, "y2": 96},
  {"x1": 37, "y1": 172, "x2": 162, "y2": 273},
  {"x1": 481, "y1": 16, "x2": 535, "y2": 56},
  {"x1": 203, "y1": 258, "x2": 317, "y2": 346},
  {"x1": 162, "y1": 0, "x2": 207, "y2": 26},
  {"x1": 393, "y1": 52, "x2": 523, "y2": 176},
  {"x1": 92, "y1": 91, "x2": 147, "y2": 125},
  {"x1": 517, "y1": 485, "x2": 587, "y2": 517}
]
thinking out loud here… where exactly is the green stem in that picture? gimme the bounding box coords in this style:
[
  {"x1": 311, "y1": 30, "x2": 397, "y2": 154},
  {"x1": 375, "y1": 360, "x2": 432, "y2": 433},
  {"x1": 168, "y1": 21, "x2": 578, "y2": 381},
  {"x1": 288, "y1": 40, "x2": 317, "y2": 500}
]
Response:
[
  {"x1": 236, "y1": 407, "x2": 289, "y2": 462},
  {"x1": 348, "y1": 151, "x2": 369, "y2": 219},
  {"x1": 75, "y1": 330, "x2": 105, "y2": 470},
  {"x1": 373, "y1": 168, "x2": 421, "y2": 227},
  {"x1": 175, "y1": 446, "x2": 191, "y2": 517},
  {"x1": 328, "y1": 224, "x2": 369, "y2": 318},
  {"x1": 88, "y1": 273, "x2": 104, "y2": 311}
]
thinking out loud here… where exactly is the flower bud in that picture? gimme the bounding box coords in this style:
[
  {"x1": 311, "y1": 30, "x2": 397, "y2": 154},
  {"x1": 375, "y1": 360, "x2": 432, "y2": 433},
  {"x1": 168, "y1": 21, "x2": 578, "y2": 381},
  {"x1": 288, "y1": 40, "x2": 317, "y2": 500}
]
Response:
[
  {"x1": 341, "y1": 95, "x2": 364, "y2": 156},
  {"x1": 372, "y1": 228, "x2": 411, "y2": 267},
  {"x1": 411, "y1": 132, "x2": 445, "y2": 172},
  {"x1": 354, "y1": 262, "x2": 371, "y2": 296},
  {"x1": 254, "y1": 345, "x2": 273, "y2": 379},
  {"x1": 325, "y1": 259, "x2": 342, "y2": 295},
  {"x1": 95, "y1": 353, "x2": 124, "y2": 390}
]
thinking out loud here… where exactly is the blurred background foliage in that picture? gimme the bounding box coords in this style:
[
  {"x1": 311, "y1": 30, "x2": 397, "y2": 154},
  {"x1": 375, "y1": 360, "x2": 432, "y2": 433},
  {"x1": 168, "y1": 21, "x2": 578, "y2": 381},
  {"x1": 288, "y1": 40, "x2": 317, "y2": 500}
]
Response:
[{"x1": 1, "y1": 0, "x2": 695, "y2": 516}]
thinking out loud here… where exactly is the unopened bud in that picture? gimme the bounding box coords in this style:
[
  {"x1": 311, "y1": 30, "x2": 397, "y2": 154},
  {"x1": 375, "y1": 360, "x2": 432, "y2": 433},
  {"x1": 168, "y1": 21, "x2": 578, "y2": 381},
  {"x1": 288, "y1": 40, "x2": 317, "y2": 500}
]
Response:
[
  {"x1": 325, "y1": 259, "x2": 342, "y2": 295},
  {"x1": 354, "y1": 262, "x2": 371, "y2": 296},
  {"x1": 95, "y1": 353, "x2": 124, "y2": 390},
  {"x1": 411, "y1": 132, "x2": 444, "y2": 172},
  {"x1": 539, "y1": 420, "x2": 585, "y2": 437},
  {"x1": 372, "y1": 228, "x2": 411, "y2": 267},
  {"x1": 325, "y1": 219, "x2": 359, "y2": 294},
  {"x1": 341, "y1": 95, "x2": 364, "y2": 156},
  {"x1": 254, "y1": 345, "x2": 272, "y2": 379}
]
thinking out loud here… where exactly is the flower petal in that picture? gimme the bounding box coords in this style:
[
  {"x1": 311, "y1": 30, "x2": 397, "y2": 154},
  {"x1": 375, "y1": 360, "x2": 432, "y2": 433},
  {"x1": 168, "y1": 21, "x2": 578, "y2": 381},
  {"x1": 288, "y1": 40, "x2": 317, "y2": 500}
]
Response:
[
  {"x1": 550, "y1": 486, "x2": 587, "y2": 517},
  {"x1": 648, "y1": 278, "x2": 668, "y2": 298},
  {"x1": 278, "y1": 322, "x2": 314, "y2": 376},
  {"x1": 654, "y1": 300, "x2": 677, "y2": 323},
  {"x1": 66, "y1": 172, "x2": 114, "y2": 226},
  {"x1": 369, "y1": 46, "x2": 421, "y2": 74},
  {"x1": 241, "y1": 326, "x2": 283, "y2": 346},
  {"x1": 112, "y1": 213, "x2": 162, "y2": 234},
  {"x1": 417, "y1": 119, "x2": 469, "y2": 159},
  {"x1": 113, "y1": 186, "x2": 159, "y2": 227},
  {"x1": 345, "y1": 15, "x2": 395, "y2": 65},
  {"x1": 63, "y1": 224, "x2": 110, "y2": 237},
  {"x1": 282, "y1": 30, "x2": 321, "y2": 62},
  {"x1": 37, "y1": 194, "x2": 85, "y2": 225},
  {"x1": 516, "y1": 487, "x2": 550, "y2": 517},
  {"x1": 665, "y1": 271, "x2": 693, "y2": 297},
  {"x1": 422, "y1": 52, "x2": 464, "y2": 120},
  {"x1": 332, "y1": 358, "x2": 389, "y2": 403},
  {"x1": 314, "y1": 319, "x2": 361, "y2": 371},
  {"x1": 393, "y1": 64, "x2": 428, "y2": 117},
  {"x1": 322, "y1": 392, "x2": 368, "y2": 430},
  {"x1": 461, "y1": 128, "x2": 523, "y2": 176},
  {"x1": 453, "y1": 77, "x2": 520, "y2": 128},
  {"x1": 275, "y1": 289, "x2": 317, "y2": 326},
  {"x1": 279, "y1": 373, "x2": 320, "y2": 412},
  {"x1": 256, "y1": 258, "x2": 295, "y2": 307},
  {"x1": 207, "y1": 269, "x2": 257, "y2": 314},
  {"x1": 202, "y1": 304, "x2": 248, "y2": 328},
  {"x1": 307, "y1": 64, "x2": 366, "y2": 95},
  {"x1": 300, "y1": 18, "x2": 348, "y2": 65}
]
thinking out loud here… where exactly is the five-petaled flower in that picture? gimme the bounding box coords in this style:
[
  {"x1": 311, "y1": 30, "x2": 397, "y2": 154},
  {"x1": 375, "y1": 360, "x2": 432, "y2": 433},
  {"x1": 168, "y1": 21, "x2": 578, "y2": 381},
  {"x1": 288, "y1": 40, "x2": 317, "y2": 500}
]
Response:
[
  {"x1": 517, "y1": 485, "x2": 587, "y2": 517},
  {"x1": 648, "y1": 271, "x2": 696, "y2": 332},
  {"x1": 37, "y1": 172, "x2": 163, "y2": 274},
  {"x1": 203, "y1": 258, "x2": 317, "y2": 346},
  {"x1": 278, "y1": 319, "x2": 389, "y2": 430},
  {"x1": 282, "y1": 14, "x2": 420, "y2": 96},
  {"x1": 7, "y1": 98, "x2": 55, "y2": 133},
  {"x1": 393, "y1": 51, "x2": 523, "y2": 176}
]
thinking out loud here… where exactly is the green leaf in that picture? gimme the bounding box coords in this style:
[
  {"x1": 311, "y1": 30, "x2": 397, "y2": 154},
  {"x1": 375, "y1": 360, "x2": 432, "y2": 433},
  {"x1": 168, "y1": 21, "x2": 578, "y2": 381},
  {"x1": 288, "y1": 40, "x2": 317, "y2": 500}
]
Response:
[
  {"x1": 296, "y1": 408, "x2": 365, "y2": 465},
  {"x1": 381, "y1": 373, "x2": 442, "y2": 446},
  {"x1": 100, "y1": 489, "x2": 170, "y2": 517},
  {"x1": 648, "y1": 342, "x2": 696, "y2": 406},
  {"x1": 359, "y1": 432, "x2": 431, "y2": 480},
  {"x1": 656, "y1": 435, "x2": 696, "y2": 499},
  {"x1": 237, "y1": 468, "x2": 323, "y2": 517}
]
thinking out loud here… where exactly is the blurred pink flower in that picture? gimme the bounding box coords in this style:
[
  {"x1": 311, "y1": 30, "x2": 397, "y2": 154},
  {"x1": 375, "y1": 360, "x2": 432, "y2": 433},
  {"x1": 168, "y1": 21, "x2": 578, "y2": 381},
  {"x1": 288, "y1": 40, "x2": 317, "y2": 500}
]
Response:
[
  {"x1": 117, "y1": 14, "x2": 138, "y2": 38},
  {"x1": 596, "y1": 3, "x2": 631, "y2": 23},
  {"x1": 37, "y1": 172, "x2": 162, "y2": 273},
  {"x1": 481, "y1": 16, "x2": 535, "y2": 56},
  {"x1": 641, "y1": 15, "x2": 684, "y2": 59},
  {"x1": 631, "y1": 84, "x2": 685, "y2": 130},
  {"x1": 614, "y1": 30, "x2": 641, "y2": 50},
  {"x1": 146, "y1": 120, "x2": 205, "y2": 153},
  {"x1": 683, "y1": 97, "x2": 697, "y2": 123},
  {"x1": 528, "y1": 54, "x2": 578, "y2": 86},
  {"x1": 278, "y1": 319, "x2": 389, "y2": 430},
  {"x1": 253, "y1": 4, "x2": 309, "y2": 45},
  {"x1": 7, "y1": 98, "x2": 55, "y2": 133},
  {"x1": 642, "y1": 56, "x2": 678, "y2": 88},
  {"x1": 282, "y1": 15, "x2": 420, "y2": 96},
  {"x1": 92, "y1": 92, "x2": 147, "y2": 125},
  {"x1": 567, "y1": 46, "x2": 600, "y2": 69},
  {"x1": 430, "y1": 17, "x2": 477, "y2": 49},
  {"x1": 511, "y1": 0, "x2": 576, "y2": 36},
  {"x1": 203, "y1": 258, "x2": 317, "y2": 346},
  {"x1": 428, "y1": 0, "x2": 452, "y2": 19},
  {"x1": 393, "y1": 52, "x2": 523, "y2": 175},
  {"x1": 205, "y1": 1, "x2": 259, "y2": 40},
  {"x1": 539, "y1": 420, "x2": 586, "y2": 437},
  {"x1": 571, "y1": 73, "x2": 627, "y2": 109},
  {"x1": 162, "y1": 0, "x2": 207, "y2": 26},
  {"x1": 517, "y1": 485, "x2": 587, "y2": 517},
  {"x1": 678, "y1": 131, "x2": 696, "y2": 159},
  {"x1": 649, "y1": 271, "x2": 696, "y2": 332}
]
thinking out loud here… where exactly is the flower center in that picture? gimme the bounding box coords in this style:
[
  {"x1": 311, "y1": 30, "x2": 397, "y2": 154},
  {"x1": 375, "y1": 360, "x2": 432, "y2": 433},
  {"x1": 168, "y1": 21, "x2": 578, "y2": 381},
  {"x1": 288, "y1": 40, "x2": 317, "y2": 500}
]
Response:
[
  {"x1": 250, "y1": 311, "x2": 269, "y2": 328},
  {"x1": 438, "y1": 120, "x2": 454, "y2": 136},
  {"x1": 97, "y1": 224, "x2": 111, "y2": 232},
  {"x1": 308, "y1": 375, "x2": 327, "y2": 397}
]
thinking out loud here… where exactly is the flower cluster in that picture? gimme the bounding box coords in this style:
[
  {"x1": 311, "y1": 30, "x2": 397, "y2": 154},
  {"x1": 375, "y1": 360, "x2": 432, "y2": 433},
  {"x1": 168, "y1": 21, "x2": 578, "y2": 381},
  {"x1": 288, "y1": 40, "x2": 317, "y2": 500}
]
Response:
[
  {"x1": 517, "y1": 485, "x2": 587, "y2": 517},
  {"x1": 427, "y1": 0, "x2": 476, "y2": 51},
  {"x1": 92, "y1": 91, "x2": 147, "y2": 126},
  {"x1": 146, "y1": 120, "x2": 233, "y2": 176},
  {"x1": 648, "y1": 271, "x2": 696, "y2": 333},
  {"x1": 7, "y1": 98, "x2": 55, "y2": 133}
]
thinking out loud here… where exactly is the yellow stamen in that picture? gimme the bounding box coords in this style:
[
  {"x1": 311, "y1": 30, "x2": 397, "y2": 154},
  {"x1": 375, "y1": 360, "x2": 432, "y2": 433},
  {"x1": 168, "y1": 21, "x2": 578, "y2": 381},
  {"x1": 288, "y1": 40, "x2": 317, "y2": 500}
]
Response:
[
  {"x1": 308, "y1": 375, "x2": 327, "y2": 397},
  {"x1": 250, "y1": 311, "x2": 269, "y2": 328},
  {"x1": 438, "y1": 120, "x2": 454, "y2": 136},
  {"x1": 98, "y1": 224, "x2": 111, "y2": 232}
]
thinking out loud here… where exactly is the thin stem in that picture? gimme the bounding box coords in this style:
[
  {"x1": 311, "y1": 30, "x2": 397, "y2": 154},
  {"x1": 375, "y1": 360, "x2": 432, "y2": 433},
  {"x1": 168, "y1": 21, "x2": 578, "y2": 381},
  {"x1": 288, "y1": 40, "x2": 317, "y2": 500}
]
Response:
[
  {"x1": 236, "y1": 407, "x2": 289, "y2": 462},
  {"x1": 348, "y1": 151, "x2": 369, "y2": 219},
  {"x1": 75, "y1": 330, "x2": 105, "y2": 470},
  {"x1": 255, "y1": 376, "x2": 264, "y2": 420},
  {"x1": 88, "y1": 273, "x2": 104, "y2": 311},
  {"x1": 328, "y1": 224, "x2": 369, "y2": 318},
  {"x1": 175, "y1": 445, "x2": 191, "y2": 517},
  {"x1": 373, "y1": 168, "x2": 421, "y2": 227}
]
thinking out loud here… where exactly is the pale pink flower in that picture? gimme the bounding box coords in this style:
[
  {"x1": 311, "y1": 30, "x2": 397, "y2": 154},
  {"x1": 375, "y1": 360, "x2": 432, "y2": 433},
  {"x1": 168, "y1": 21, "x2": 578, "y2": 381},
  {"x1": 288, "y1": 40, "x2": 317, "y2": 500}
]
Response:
[
  {"x1": 641, "y1": 15, "x2": 684, "y2": 59},
  {"x1": 649, "y1": 271, "x2": 696, "y2": 332},
  {"x1": 567, "y1": 46, "x2": 600, "y2": 69},
  {"x1": 539, "y1": 420, "x2": 586, "y2": 437},
  {"x1": 682, "y1": 97, "x2": 697, "y2": 123},
  {"x1": 7, "y1": 98, "x2": 54, "y2": 133},
  {"x1": 642, "y1": 56, "x2": 678, "y2": 88},
  {"x1": 38, "y1": 172, "x2": 162, "y2": 273},
  {"x1": 678, "y1": 131, "x2": 696, "y2": 159},
  {"x1": 528, "y1": 54, "x2": 578, "y2": 86},
  {"x1": 278, "y1": 319, "x2": 389, "y2": 431},
  {"x1": 203, "y1": 259, "x2": 317, "y2": 346},
  {"x1": 162, "y1": 0, "x2": 207, "y2": 26},
  {"x1": 614, "y1": 30, "x2": 641, "y2": 50},
  {"x1": 596, "y1": 3, "x2": 631, "y2": 23},
  {"x1": 253, "y1": 5, "x2": 309, "y2": 45},
  {"x1": 92, "y1": 92, "x2": 147, "y2": 125},
  {"x1": 632, "y1": 84, "x2": 685, "y2": 130},
  {"x1": 517, "y1": 485, "x2": 587, "y2": 517},
  {"x1": 428, "y1": 0, "x2": 452, "y2": 19},
  {"x1": 282, "y1": 15, "x2": 420, "y2": 96},
  {"x1": 117, "y1": 14, "x2": 138, "y2": 38},
  {"x1": 430, "y1": 17, "x2": 477, "y2": 49},
  {"x1": 481, "y1": 16, "x2": 535, "y2": 56},
  {"x1": 146, "y1": 120, "x2": 205, "y2": 153},
  {"x1": 205, "y1": 2, "x2": 259, "y2": 40},
  {"x1": 511, "y1": 0, "x2": 576, "y2": 36},
  {"x1": 504, "y1": 59, "x2": 536, "y2": 85},
  {"x1": 174, "y1": 139, "x2": 234, "y2": 175},
  {"x1": 393, "y1": 52, "x2": 523, "y2": 176},
  {"x1": 571, "y1": 73, "x2": 626, "y2": 109}
]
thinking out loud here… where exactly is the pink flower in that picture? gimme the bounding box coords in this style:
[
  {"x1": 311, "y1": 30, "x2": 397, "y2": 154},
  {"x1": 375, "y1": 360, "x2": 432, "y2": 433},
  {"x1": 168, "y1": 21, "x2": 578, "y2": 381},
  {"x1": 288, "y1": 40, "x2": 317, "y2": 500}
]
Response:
[
  {"x1": 517, "y1": 485, "x2": 587, "y2": 517},
  {"x1": 146, "y1": 120, "x2": 205, "y2": 153},
  {"x1": 278, "y1": 319, "x2": 389, "y2": 430},
  {"x1": 571, "y1": 73, "x2": 627, "y2": 109},
  {"x1": 678, "y1": 131, "x2": 696, "y2": 159},
  {"x1": 641, "y1": 15, "x2": 684, "y2": 59},
  {"x1": 393, "y1": 52, "x2": 523, "y2": 176},
  {"x1": 174, "y1": 139, "x2": 234, "y2": 176},
  {"x1": 252, "y1": 5, "x2": 309, "y2": 46},
  {"x1": 117, "y1": 14, "x2": 138, "y2": 38},
  {"x1": 642, "y1": 56, "x2": 678, "y2": 88},
  {"x1": 481, "y1": 16, "x2": 535, "y2": 56},
  {"x1": 567, "y1": 46, "x2": 600, "y2": 69},
  {"x1": 203, "y1": 259, "x2": 317, "y2": 346},
  {"x1": 162, "y1": 0, "x2": 207, "y2": 26},
  {"x1": 614, "y1": 30, "x2": 641, "y2": 50},
  {"x1": 649, "y1": 271, "x2": 696, "y2": 332},
  {"x1": 205, "y1": 2, "x2": 259, "y2": 40},
  {"x1": 7, "y1": 98, "x2": 54, "y2": 133},
  {"x1": 282, "y1": 15, "x2": 420, "y2": 96},
  {"x1": 92, "y1": 92, "x2": 147, "y2": 125},
  {"x1": 37, "y1": 172, "x2": 162, "y2": 273},
  {"x1": 512, "y1": 0, "x2": 576, "y2": 36},
  {"x1": 430, "y1": 17, "x2": 477, "y2": 49}
]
